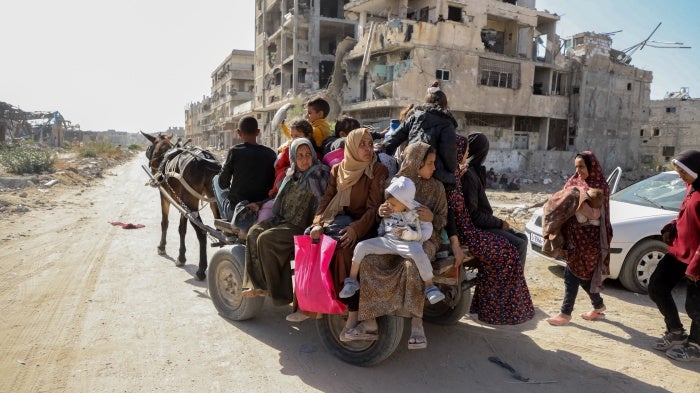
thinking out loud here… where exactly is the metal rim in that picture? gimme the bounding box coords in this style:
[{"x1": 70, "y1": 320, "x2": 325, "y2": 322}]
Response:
[
  {"x1": 635, "y1": 249, "x2": 664, "y2": 289},
  {"x1": 214, "y1": 259, "x2": 243, "y2": 310}
]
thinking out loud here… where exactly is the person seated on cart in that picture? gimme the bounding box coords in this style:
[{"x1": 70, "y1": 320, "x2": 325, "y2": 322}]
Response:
[
  {"x1": 240, "y1": 138, "x2": 329, "y2": 304},
  {"x1": 354, "y1": 142, "x2": 448, "y2": 349},
  {"x1": 213, "y1": 116, "x2": 276, "y2": 221},
  {"x1": 287, "y1": 128, "x2": 388, "y2": 323}
]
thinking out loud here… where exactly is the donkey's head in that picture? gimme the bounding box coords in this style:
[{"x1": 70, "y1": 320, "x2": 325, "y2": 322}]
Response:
[{"x1": 141, "y1": 131, "x2": 173, "y2": 173}]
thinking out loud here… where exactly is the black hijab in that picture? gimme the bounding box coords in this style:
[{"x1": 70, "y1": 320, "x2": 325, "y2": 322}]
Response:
[
  {"x1": 674, "y1": 149, "x2": 700, "y2": 191},
  {"x1": 467, "y1": 132, "x2": 489, "y2": 184}
]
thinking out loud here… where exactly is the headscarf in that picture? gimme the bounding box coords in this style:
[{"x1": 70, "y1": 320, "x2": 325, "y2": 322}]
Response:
[
  {"x1": 466, "y1": 132, "x2": 489, "y2": 184},
  {"x1": 273, "y1": 138, "x2": 328, "y2": 217},
  {"x1": 397, "y1": 141, "x2": 431, "y2": 183},
  {"x1": 321, "y1": 128, "x2": 377, "y2": 224},
  {"x1": 564, "y1": 151, "x2": 611, "y2": 292},
  {"x1": 673, "y1": 149, "x2": 700, "y2": 191}
]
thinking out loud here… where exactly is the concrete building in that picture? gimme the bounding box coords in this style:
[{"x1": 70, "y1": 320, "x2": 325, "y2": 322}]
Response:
[
  {"x1": 185, "y1": 50, "x2": 255, "y2": 149},
  {"x1": 253, "y1": 0, "x2": 356, "y2": 147},
  {"x1": 641, "y1": 88, "x2": 700, "y2": 169},
  {"x1": 340, "y1": 0, "x2": 652, "y2": 175}
]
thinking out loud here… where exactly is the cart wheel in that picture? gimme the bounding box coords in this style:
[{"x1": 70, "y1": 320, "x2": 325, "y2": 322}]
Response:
[
  {"x1": 423, "y1": 282, "x2": 473, "y2": 325},
  {"x1": 316, "y1": 314, "x2": 404, "y2": 367},
  {"x1": 208, "y1": 246, "x2": 263, "y2": 321}
]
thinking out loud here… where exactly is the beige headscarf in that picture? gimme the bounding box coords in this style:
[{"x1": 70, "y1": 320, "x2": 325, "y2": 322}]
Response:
[
  {"x1": 397, "y1": 141, "x2": 432, "y2": 183},
  {"x1": 321, "y1": 128, "x2": 377, "y2": 224}
]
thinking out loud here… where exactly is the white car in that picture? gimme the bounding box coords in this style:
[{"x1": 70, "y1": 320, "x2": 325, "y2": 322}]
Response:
[{"x1": 525, "y1": 170, "x2": 686, "y2": 293}]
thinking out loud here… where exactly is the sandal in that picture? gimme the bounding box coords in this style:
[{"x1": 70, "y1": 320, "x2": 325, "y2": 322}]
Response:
[
  {"x1": 546, "y1": 313, "x2": 571, "y2": 326},
  {"x1": 408, "y1": 324, "x2": 427, "y2": 350},
  {"x1": 581, "y1": 306, "x2": 606, "y2": 321},
  {"x1": 241, "y1": 288, "x2": 267, "y2": 298},
  {"x1": 339, "y1": 321, "x2": 379, "y2": 342}
]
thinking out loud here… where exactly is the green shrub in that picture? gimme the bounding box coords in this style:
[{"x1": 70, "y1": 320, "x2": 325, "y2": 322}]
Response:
[
  {"x1": 127, "y1": 144, "x2": 142, "y2": 151},
  {"x1": 0, "y1": 142, "x2": 55, "y2": 174},
  {"x1": 79, "y1": 141, "x2": 119, "y2": 158}
]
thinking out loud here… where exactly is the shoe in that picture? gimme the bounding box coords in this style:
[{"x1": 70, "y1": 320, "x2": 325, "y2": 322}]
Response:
[
  {"x1": 666, "y1": 341, "x2": 700, "y2": 362},
  {"x1": 546, "y1": 313, "x2": 571, "y2": 326},
  {"x1": 339, "y1": 277, "x2": 360, "y2": 298},
  {"x1": 580, "y1": 306, "x2": 606, "y2": 321},
  {"x1": 285, "y1": 311, "x2": 310, "y2": 323},
  {"x1": 425, "y1": 285, "x2": 445, "y2": 304},
  {"x1": 653, "y1": 330, "x2": 688, "y2": 351},
  {"x1": 339, "y1": 322, "x2": 379, "y2": 342}
]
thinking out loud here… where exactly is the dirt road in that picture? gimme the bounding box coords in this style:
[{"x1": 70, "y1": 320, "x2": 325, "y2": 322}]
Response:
[{"x1": 1, "y1": 157, "x2": 698, "y2": 392}]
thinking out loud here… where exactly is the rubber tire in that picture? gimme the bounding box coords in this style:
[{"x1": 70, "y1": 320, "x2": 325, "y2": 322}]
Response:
[
  {"x1": 208, "y1": 246, "x2": 264, "y2": 321},
  {"x1": 423, "y1": 285, "x2": 473, "y2": 325},
  {"x1": 316, "y1": 314, "x2": 404, "y2": 367},
  {"x1": 619, "y1": 239, "x2": 667, "y2": 294}
]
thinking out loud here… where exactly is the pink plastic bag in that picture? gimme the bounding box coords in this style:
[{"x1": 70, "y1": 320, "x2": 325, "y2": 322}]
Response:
[{"x1": 293, "y1": 234, "x2": 346, "y2": 314}]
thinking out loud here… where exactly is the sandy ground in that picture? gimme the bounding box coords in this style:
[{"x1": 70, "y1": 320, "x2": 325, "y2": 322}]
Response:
[{"x1": 1, "y1": 155, "x2": 699, "y2": 393}]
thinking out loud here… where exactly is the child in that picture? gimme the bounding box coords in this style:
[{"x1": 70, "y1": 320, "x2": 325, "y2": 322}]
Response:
[
  {"x1": 281, "y1": 96, "x2": 332, "y2": 152},
  {"x1": 575, "y1": 188, "x2": 604, "y2": 226},
  {"x1": 339, "y1": 176, "x2": 445, "y2": 304}
]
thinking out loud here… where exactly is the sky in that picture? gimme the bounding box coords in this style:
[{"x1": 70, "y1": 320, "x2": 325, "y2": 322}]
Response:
[{"x1": 1, "y1": 1, "x2": 697, "y2": 134}]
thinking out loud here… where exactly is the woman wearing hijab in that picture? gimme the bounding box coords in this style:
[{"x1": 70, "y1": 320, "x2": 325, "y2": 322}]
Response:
[
  {"x1": 547, "y1": 151, "x2": 613, "y2": 326},
  {"x1": 286, "y1": 128, "x2": 388, "y2": 324},
  {"x1": 460, "y1": 132, "x2": 528, "y2": 265},
  {"x1": 445, "y1": 135, "x2": 534, "y2": 325},
  {"x1": 649, "y1": 150, "x2": 700, "y2": 362},
  {"x1": 241, "y1": 138, "x2": 329, "y2": 306},
  {"x1": 357, "y1": 142, "x2": 448, "y2": 348}
]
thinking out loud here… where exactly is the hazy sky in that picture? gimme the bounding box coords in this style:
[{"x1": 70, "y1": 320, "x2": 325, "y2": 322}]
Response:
[{"x1": 1, "y1": 1, "x2": 696, "y2": 133}]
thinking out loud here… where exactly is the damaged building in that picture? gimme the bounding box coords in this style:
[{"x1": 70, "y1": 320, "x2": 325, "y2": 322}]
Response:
[
  {"x1": 640, "y1": 87, "x2": 700, "y2": 169},
  {"x1": 185, "y1": 0, "x2": 656, "y2": 176},
  {"x1": 185, "y1": 50, "x2": 255, "y2": 148},
  {"x1": 340, "y1": 0, "x2": 651, "y2": 175}
]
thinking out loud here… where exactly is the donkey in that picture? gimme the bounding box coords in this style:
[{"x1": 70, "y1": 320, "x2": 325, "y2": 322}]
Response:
[{"x1": 142, "y1": 132, "x2": 221, "y2": 280}]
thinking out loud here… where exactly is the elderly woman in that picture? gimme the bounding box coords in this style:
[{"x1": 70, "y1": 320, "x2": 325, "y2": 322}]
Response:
[
  {"x1": 241, "y1": 138, "x2": 329, "y2": 306},
  {"x1": 547, "y1": 151, "x2": 612, "y2": 325},
  {"x1": 286, "y1": 128, "x2": 389, "y2": 324},
  {"x1": 355, "y1": 142, "x2": 448, "y2": 349}
]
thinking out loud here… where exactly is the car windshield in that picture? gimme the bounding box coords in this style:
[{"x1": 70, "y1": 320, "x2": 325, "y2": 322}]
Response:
[{"x1": 611, "y1": 172, "x2": 685, "y2": 211}]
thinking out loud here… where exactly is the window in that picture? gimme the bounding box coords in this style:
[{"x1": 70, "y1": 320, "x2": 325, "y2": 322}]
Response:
[
  {"x1": 662, "y1": 146, "x2": 675, "y2": 157},
  {"x1": 639, "y1": 129, "x2": 644, "y2": 137},
  {"x1": 513, "y1": 133, "x2": 529, "y2": 150},
  {"x1": 435, "y1": 69, "x2": 450, "y2": 81},
  {"x1": 653, "y1": 128, "x2": 660, "y2": 136},
  {"x1": 447, "y1": 6, "x2": 462, "y2": 22},
  {"x1": 627, "y1": 82, "x2": 632, "y2": 91},
  {"x1": 478, "y1": 58, "x2": 520, "y2": 89},
  {"x1": 666, "y1": 107, "x2": 676, "y2": 113}
]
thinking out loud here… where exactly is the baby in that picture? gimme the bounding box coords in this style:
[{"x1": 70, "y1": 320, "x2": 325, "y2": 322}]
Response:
[
  {"x1": 575, "y1": 188, "x2": 604, "y2": 226},
  {"x1": 339, "y1": 176, "x2": 445, "y2": 304}
]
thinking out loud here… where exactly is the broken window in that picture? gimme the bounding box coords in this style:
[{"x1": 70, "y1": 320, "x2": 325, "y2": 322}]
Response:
[
  {"x1": 662, "y1": 146, "x2": 675, "y2": 157},
  {"x1": 639, "y1": 129, "x2": 644, "y2": 137},
  {"x1": 479, "y1": 58, "x2": 520, "y2": 89},
  {"x1": 447, "y1": 6, "x2": 462, "y2": 22},
  {"x1": 481, "y1": 29, "x2": 504, "y2": 53},
  {"x1": 665, "y1": 107, "x2": 676, "y2": 113},
  {"x1": 408, "y1": 7, "x2": 430, "y2": 22},
  {"x1": 547, "y1": 119, "x2": 568, "y2": 151},
  {"x1": 435, "y1": 69, "x2": 450, "y2": 81},
  {"x1": 653, "y1": 128, "x2": 660, "y2": 136}
]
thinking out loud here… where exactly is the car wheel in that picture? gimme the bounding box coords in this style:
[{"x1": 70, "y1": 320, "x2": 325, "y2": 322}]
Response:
[{"x1": 619, "y1": 239, "x2": 667, "y2": 294}]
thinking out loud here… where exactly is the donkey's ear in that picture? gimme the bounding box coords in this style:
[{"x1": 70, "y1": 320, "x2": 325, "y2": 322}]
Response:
[{"x1": 141, "y1": 131, "x2": 156, "y2": 143}]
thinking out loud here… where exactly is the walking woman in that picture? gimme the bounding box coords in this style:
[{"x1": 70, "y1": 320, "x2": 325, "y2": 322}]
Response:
[
  {"x1": 648, "y1": 150, "x2": 700, "y2": 362},
  {"x1": 547, "y1": 151, "x2": 613, "y2": 326}
]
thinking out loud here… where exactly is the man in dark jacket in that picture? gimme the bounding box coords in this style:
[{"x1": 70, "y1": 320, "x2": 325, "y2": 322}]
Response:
[
  {"x1": 382, "y1": 82, "x2": 458, "y2": 186},
  {"x1": 213, "y1": 116, "x2": 276, "y2": 221}
]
